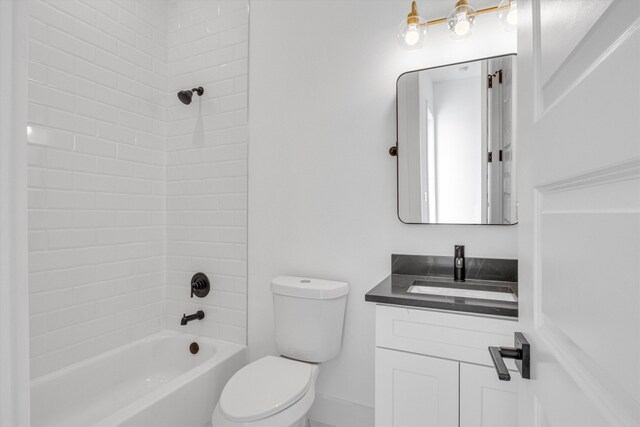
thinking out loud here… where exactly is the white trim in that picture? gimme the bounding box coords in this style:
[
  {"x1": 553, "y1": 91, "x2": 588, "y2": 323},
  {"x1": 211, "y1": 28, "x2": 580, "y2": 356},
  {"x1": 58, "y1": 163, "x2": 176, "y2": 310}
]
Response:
[{"x1": 0, "y1": 0, "x2": 30, "y2": 425}]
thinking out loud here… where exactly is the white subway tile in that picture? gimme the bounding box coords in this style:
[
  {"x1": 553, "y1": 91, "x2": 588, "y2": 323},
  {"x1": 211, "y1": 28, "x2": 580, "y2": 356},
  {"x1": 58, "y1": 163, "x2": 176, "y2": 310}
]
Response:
[
  {"x1": 74, "y1": 58, "x2": 119, "y2": 88},
  {"x1": 118, "y1": 7, "x2": 153, "y2": 39},
  {"x1": 96, "y1": 157, "x2": 135, "y2": 177},
  {"x1": 82, "y1": 0, "x2": 118, "y2": 20},
  {"x1": 29, "y1": 0, "x2": 248, "y2": 376},
  {"x1": 30, "y1": 1, "x2": 76, "y2": 34},
  {"x1": 46, "y1": 26, "x2": 96, "y2": 62},
  {"x1": 28, "y1": 81, "x2": 76, "y2": 113},
  {"x1": 27, "y1": 125, "x2": 75, "y2": 151},
  {"x1": 96, "y1": 13, "x2": 136, "y2": 45},
  {"x1": 118, "y1": 41, "x2": 153, "y2": 70},
  {"x1": 28, "y1": 60, "x2": 48, "y2": 85},
  {"x1": 48, "y1": 0, "x2": 97, "y2": 27},
  {"x1": 75, "y1": 20, "x2": 119, "y2": 54}
]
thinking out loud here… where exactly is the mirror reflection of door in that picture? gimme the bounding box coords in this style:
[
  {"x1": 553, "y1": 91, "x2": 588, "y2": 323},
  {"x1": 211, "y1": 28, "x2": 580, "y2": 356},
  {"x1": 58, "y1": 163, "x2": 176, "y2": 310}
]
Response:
[
  {"x1": 487, "y1": 55, "x2": 516, "y2": 224},
  {"x1": 397, "y1": 54, "x2": 517, "y2": 225}
]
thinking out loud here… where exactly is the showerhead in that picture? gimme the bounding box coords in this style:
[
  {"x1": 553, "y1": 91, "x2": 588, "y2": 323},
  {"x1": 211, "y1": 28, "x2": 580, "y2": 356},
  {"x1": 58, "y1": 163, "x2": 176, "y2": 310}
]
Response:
[
  {"x1": 177, "y1": 90, "x2": 192, "y2": 105},
  {"x1": 177, "y1": 86, "x2": 204, "y2": 105}
]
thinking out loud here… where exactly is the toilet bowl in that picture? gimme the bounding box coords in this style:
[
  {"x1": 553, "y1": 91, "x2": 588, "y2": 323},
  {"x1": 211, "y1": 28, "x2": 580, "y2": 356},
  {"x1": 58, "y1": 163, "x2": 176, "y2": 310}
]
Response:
[
  {"x1": 211, "y1": 356, "x2": 319, "y2": 427},
  {"x1": 212, "y1": 276, "x2": 349, "y2": 427}
]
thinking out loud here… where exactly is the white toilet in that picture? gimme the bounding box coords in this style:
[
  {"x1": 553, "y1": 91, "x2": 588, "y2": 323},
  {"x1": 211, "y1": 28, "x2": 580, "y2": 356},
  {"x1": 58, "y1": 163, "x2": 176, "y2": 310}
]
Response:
[{"x1": 212, "y1": 276, "x2": 349, "y2": 427}]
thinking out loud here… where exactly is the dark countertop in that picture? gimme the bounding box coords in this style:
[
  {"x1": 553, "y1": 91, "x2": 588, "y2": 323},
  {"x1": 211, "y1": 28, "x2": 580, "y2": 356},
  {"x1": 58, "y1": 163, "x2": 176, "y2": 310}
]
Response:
[{"x1": 365, "y1": 274, "x2": 518, "y2": 318}]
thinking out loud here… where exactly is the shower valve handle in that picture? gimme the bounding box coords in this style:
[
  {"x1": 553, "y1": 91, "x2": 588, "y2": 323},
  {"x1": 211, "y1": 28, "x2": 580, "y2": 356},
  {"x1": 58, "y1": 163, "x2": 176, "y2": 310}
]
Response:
[{"x1": 190, "y1": 273, "x2": 210, "y2": 298}]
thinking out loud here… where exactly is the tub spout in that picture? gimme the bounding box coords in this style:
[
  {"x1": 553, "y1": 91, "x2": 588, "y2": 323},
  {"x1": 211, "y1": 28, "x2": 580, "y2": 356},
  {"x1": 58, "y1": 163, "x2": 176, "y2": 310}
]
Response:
[{"x1": 181, "y1": 310, "x2": 205, "y2": 326}]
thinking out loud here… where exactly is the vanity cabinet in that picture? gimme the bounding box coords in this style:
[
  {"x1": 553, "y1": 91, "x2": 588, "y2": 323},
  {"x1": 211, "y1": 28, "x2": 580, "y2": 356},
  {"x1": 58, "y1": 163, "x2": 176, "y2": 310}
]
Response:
[{"x1": 374, "y1": 305, "x2": 521, "y2": 427}]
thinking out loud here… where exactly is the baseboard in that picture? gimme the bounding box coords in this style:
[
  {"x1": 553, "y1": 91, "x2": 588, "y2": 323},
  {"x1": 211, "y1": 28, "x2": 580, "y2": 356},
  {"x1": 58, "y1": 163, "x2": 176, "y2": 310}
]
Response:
[{"x1": 308, "y1": 394, "x2": 374, "y2": 427}]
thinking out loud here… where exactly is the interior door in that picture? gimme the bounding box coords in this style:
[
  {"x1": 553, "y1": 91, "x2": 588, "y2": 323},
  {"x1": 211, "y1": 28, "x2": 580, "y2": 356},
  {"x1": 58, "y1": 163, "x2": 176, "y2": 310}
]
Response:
[{"x1": 517, "y1": 1, "x2": 640, "y2": 426}]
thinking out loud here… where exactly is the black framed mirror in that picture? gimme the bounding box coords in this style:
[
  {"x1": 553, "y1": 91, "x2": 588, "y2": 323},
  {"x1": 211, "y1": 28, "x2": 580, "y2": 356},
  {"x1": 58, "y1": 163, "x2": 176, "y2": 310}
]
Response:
[{"x1": 396, "y1": 54, "x2": 517, "y2": 225}]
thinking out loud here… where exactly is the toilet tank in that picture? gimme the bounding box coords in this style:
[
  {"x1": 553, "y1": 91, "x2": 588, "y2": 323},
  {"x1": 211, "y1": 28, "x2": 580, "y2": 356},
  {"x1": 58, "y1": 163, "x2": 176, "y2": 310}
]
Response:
[{"x1": 271, "y1": 276, "x2": 349, "y2": 363}]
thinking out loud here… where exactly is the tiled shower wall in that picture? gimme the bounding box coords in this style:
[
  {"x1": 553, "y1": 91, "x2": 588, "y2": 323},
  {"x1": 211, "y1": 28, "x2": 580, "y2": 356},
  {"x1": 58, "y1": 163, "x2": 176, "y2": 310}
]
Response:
[
  {"x1": 27, "y1": 0, "x2": 168, "y2": 378},
  {"x1": 165, "y1": 0, "x2": 248, "y2": 343},
  {"x1": 27, "y1": 0, "x2": 248, "y2": 378}
]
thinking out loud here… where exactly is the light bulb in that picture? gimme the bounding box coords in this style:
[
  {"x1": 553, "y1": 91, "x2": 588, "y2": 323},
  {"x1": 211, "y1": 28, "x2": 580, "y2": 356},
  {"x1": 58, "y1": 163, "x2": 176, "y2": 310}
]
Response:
[
  {"x1": 27, "y1": 126, "x2": 32, "y2": 136},
  {"x1": 454, "y1": 17, "x2": 470, "y2": 35},
  {"x1": 497, "y1": 0, "x2": 517, "y2": 31},
  {"x1": 405, "y1": 25, "x2": 420, "y2": 45},
  {"x1": 447, "y1": 2, "x2": 475, "y2": 39},
  {"x1": 506, "y1": 8, "x2": 517, "y2": 26}
]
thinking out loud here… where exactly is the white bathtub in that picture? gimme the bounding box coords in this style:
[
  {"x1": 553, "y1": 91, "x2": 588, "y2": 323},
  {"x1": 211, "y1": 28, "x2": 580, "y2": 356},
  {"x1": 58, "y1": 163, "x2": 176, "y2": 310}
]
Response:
[{"x1": 31, "y1": 330, "x2": 246, "y2": 427}]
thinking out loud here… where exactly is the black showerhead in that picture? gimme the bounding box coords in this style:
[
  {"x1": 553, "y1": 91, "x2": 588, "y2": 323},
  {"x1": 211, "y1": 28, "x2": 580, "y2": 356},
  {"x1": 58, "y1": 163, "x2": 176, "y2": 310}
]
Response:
[
  {"x1": 177, "y1": 90, "x2": 192, "y2": 105},
  {"x1": 177, "y1": 86, "x2": 204, "y2": 105}
]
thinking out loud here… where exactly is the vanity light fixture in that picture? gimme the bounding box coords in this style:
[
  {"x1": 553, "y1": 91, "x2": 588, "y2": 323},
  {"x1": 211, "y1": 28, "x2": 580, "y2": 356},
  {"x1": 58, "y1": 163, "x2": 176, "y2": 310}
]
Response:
[
  {"x1": 397, "y1": 0, "x2": 517, "y2": 48},
  {"x1": 397, "y1": 1, "x2": 428, "y2": 49}
]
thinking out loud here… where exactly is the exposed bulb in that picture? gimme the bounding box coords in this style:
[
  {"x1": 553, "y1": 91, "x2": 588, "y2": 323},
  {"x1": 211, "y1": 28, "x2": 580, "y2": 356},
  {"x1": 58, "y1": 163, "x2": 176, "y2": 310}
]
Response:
[
  {"x1": 404, "y1": 25, "x2": 420, "y2": 45},
  {"x1": 26, "y1": 126, "x2": 33, "y2": 136},
  {"x1": 506, "y1": 8, "x2": 517, "y2": 26},
  {"x1": 454, "y1": 14, "x2": 471, "y2": 35},
  {"x1": 497, "y1": 0, "x2": 517, "y2": 31},
  {"x1": 447, "y1": 2, "x2": 475, "y2": 39}
]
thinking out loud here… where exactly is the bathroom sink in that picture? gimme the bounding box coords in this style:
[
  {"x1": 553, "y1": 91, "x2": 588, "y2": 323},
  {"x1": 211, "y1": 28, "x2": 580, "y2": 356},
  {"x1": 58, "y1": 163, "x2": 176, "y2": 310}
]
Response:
[{"x1": 407, "y1": 282, "x2": 517, "y2": 302}]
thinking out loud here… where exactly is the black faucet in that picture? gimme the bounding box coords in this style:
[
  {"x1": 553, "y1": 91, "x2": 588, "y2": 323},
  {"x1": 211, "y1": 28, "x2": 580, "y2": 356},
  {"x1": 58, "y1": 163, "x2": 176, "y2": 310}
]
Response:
[
  {"x1": 454, "y1": 245, "x2": 465, "y2": 282},
  {"x1": 181, "y1": 310, "x2": 205, "y2": 326}
]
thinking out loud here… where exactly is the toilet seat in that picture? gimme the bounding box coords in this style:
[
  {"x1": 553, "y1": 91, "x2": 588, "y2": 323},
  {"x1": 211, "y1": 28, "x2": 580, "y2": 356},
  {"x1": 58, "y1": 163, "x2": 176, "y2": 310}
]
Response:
[{"x1": 219, "y1": 356, "x2": 313, "y2": 422}]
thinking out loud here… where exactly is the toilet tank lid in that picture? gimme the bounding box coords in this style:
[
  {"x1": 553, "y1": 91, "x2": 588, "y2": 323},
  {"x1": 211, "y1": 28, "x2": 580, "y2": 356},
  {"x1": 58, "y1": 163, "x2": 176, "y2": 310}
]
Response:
[{"x1": 271, "y1": 276, "x2": 349, "y2": 299}]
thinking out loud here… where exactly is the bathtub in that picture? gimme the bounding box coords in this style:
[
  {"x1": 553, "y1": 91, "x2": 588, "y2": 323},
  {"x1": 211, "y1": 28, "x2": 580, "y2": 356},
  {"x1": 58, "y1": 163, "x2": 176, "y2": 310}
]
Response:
[{"x1": 31, "y1": 330, "x2": 246, "y2": 427}]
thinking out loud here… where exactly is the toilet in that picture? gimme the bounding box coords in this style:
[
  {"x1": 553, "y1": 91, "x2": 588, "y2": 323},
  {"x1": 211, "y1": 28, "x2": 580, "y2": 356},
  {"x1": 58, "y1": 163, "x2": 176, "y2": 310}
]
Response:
[{"x1": 212, "y1": 276, "x2": 349, "y2": 427}]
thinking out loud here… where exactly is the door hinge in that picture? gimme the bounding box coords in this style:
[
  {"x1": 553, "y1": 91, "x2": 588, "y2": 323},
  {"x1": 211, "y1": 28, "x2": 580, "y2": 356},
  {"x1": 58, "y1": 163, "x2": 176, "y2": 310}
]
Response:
[
  {"x1": 488, "y1": 70, "x2": 504, "y2": 88},
  {"x1": 499, "y1": 149, "x2": 503, "y2": 161},
  {"x1": 488, "y1": 152, "x2": 493, "y2": 162}
]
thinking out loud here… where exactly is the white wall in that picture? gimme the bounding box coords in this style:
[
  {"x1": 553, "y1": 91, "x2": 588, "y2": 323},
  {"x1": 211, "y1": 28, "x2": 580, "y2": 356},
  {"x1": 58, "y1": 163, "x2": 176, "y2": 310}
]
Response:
[
  {"x1": 164, "y1": 0, "x2": 248, "y2": 344},
  {"x1": 27, "y1": 0, "x2": 168, "y2": 378},
  {"x1": 248, "y1": 0, "x2": 517, "y2": 423}
]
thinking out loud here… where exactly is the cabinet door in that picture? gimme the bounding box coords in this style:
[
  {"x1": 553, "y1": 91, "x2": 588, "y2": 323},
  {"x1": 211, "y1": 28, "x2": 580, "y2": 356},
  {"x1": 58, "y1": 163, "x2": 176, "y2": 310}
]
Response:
[
  {"x1": 376, "y1": 348, "x2": 458, "y2": 427},
  {"x1": 460, "y1": 363, "x2": 519, "y2": 427}
]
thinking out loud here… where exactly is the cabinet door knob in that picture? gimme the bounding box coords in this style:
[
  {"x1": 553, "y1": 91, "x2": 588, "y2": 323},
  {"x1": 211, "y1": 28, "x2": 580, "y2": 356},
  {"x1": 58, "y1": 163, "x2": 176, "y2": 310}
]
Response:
[{"x1": 488, "y1": 332, "x2": 530, "y2": 381}]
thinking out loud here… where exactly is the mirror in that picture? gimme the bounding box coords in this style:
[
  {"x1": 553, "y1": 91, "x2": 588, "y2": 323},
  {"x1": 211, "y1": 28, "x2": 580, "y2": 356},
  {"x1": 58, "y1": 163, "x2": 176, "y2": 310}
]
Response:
[{"x1": 396, "y1": 54, "x2": 517, "y2": 225}]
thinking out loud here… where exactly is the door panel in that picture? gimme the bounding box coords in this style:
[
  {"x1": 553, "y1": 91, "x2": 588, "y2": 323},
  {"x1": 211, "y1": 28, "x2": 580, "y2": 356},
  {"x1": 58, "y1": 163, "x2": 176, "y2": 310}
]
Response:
[
  {"x1": 518, "y1": 0, "x2": 640, "y2": 426},
  {"x1": 375, "y1": 348, "x2": 459, "y2": 427},
  {"x1": 460, "y1": 363, "x2": 519, "y2": 427}
]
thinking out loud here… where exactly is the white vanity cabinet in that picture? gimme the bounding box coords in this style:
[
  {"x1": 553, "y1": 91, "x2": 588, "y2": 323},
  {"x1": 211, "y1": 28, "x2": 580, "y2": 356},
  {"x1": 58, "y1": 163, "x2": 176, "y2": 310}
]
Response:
[{"x1": 374, "y1": 305, "x2": 521, "y2": 427}]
